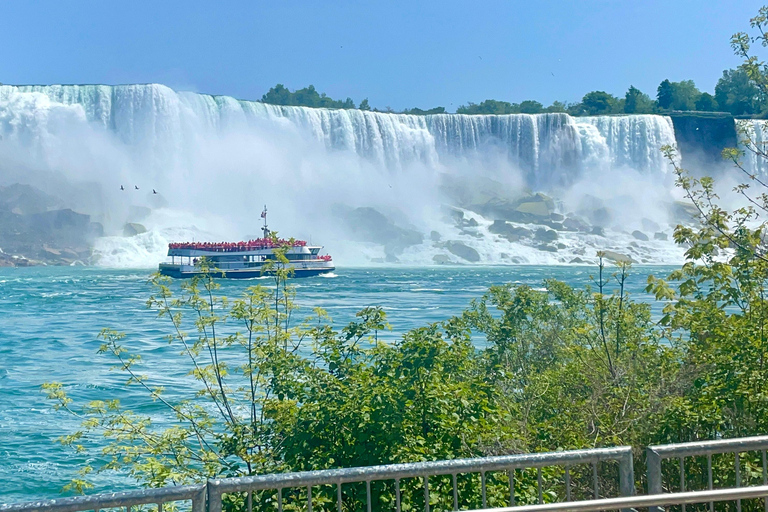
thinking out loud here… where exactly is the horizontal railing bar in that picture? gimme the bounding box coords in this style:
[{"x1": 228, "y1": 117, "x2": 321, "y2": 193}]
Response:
[
  {"x1": 0, "y1": 485, "x2": 205, "y2": 512},
  {"x1": 648, "y1": 436, "x2": 768, "y2": 458},
  {"x1": 471, "y1": 485, "x2": 768, "y2": 512},
  {"x1": 209, "y1": 447, "x2": 632, "y2": 493}
]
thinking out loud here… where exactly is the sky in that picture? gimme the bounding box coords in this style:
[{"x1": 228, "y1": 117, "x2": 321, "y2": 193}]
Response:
[{"x1": 0, "y1": 0, "x2": 763, "y2": 111}]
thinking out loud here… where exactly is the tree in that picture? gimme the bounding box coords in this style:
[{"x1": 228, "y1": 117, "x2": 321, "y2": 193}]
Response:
[
  {"x1": 519, "y1": 100, "x2": 544, "y2": 114},
  {"x1": 456, "y1": 99, "x2": 520, "y2": 115},
  {"x1": 714, "y1": 67, "x2": 764, "y2": 115},
  {"x1": 401, "y1": 106, "x2": 446, "y2": 115},
  {"x1": 545, "y1": 101, "x2": 567, "y2": 113},
  {"x1": 261, "y1": 84, "x2": 357, "y2": 109},
  {"x1": 656, "y1": 80, "x2": 675, "y2": 110},
  {"x1": 579, "y1": 91, "x2": 619, "y2": 115},
  {"x1": 694, "y1": 92, "x2": 718, "y2": 111},
  {"x1": 624, "y1": 86, "x2": 654, "y2": 114},
  {"x1": 359, "y1": 98, "x2": 370, "y2": 111},
  {"x1": 656, "y1": 80, "x2": 701, "y2": 111}
]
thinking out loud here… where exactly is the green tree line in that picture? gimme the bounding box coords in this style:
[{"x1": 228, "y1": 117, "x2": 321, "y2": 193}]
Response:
[{"x1": 261, "y1": 68, "x2": 764, "y2": 117}]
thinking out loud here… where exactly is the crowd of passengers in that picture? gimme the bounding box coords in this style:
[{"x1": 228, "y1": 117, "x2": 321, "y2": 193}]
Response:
[{"x1": 168, "y1": 239, "x2": 307, "y2": 251}]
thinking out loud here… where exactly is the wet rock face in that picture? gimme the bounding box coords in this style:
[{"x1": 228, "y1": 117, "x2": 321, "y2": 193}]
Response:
[
  {"x1": 632, "y1": 230, "x2": 649, "y2": 241},
  {"x1": 534, "y1": 228, "x2": 559, "y2": 242},
  {"x1": 123, "y1": 223, "x2": 147, "y2": 237},
  {"x1": 0, "y1": 185, "x2": 99, "y2": 265},
  {"x1": 444, "y1": 241, "x2": 480, "y2": 262},
  {"x1": 335, "y1": 206, "x2": 424, "y2": 259}
]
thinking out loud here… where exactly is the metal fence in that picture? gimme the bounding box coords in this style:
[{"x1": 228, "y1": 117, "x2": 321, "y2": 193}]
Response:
[
  {"x1": 8, "y1": 436, "x2": 768, "y2": 512},
  {"x1": 471, "y1": 485, "x2": 768, "y2": 512},
  {"x1": 646, "y1": 436, "x2": 768, "y2": 512},
  {"x1": 0, "y1": 485, "x2": 205, "y2": 512},
  {"x1": 207, "y1": 446, "x2": 635, "y2": 512}
]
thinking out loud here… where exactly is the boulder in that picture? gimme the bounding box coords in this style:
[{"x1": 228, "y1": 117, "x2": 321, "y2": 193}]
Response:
[
  {"x1": 550, "y1": 213, "x2": 565, "y2": 222},
  {"x1": 563, "y1": 217, "x2": 590, "y2": 232},
  {"x1": 591, "y1": 226, "x2": 605, "y2": 236},
  {"x1": 600, "y1": 250, "x2": 634, "y2": 263},
  {"x1": 123, "y1": 223, "x2": 147, "y2": 237},
  {"x1": 429, "y1": 230, "x2": 441, "y2": 242},
  {"x1": 432, "y1": 254, "x2": 451, "y2": 264},
  {"x1": 654, "y1": 232, "x2": 669, "y2": 241},
  {"x1": 642, "y1": 218, "x2": 661, "y2": 232},
  {"x1": 570, "y1": 257, "x2": 586, "y2": 264},
  {"x1": 534, "y1": 228, "x2": 558, "y2": 242},
  {"x1": 538, "y1": 244, "x2": 558, "y2": 252},
  {"x1": 445, "y1": 241, "x2": 480, "y2": 262},
  {"x1": 632, "y1": 230, "x2": 649, "y2": 241},
  {"x1": 489, "y1": 220, "x2": 532, "y2": 241},
  {"x1": 335, "y1": 206, "x2": 424, "y2": 258}
]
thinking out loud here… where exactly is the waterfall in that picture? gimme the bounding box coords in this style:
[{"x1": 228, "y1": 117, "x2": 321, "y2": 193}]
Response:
[
  {"x1": 0, "y1": 84, "x2": 677, "y2": 187},
  {"x1": 0, "y1": 83, "x2": 690, "y2": 266},
  {"x1": 736, "y1": 119, "x2": 768, "y2": 177}
]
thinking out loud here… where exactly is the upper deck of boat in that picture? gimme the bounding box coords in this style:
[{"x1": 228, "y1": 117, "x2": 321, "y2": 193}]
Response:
[{"x1": 167, "y1": 240, "x2": 322, "y2": 257}]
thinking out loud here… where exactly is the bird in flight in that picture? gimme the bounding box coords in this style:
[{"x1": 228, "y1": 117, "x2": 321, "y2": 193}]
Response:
[
  {"x1": 153, "y1": 189, "x2": 157, "y2": 194},
  {"x1": 120, "y1": 185, "x2": 124, "y2": 191},
  {"x1": 134, "y1": 185, "x2": 139, "y2": 190}
]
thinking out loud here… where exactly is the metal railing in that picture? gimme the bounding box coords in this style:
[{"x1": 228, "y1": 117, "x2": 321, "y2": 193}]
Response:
[
  {"x1": 10, "y1": 436, "x2": 768, "y2": 512},
  {"x1": 471, "y1": 485, "x2": 768, "y2": 512},
  {"x1": 0, "y1": 485, "x2": 206, "y2": 512},
  {"x1": 207, "y1": 446, "x2": 635, "y2": 512},
  {"x1": 647, "y1": 436, "x2": 768, "y2": 512}
]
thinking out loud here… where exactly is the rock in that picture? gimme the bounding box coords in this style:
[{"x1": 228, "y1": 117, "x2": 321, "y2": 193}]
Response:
[
  {"x1": 445, "y1": 241, "x2": 480, "y2": 262},
  {"x1": 335, "y1": 206, "x2": 423, "y2": 258},
  {"x1": 542, "y1": 220, "x2": 564, "y2": 230},
  {"x1": 654, "y1": 232, "x2": 668, "y2": 241},
  {"x1": 41, "y1": 245, "x2": 61, "y2": 256},
  {"x1": 0, "y1": 184, "x2": 63, "y2": 215},
  {"x1": 590, "y1": 207, "x2": 612, "y2": 227},
  {"x1": 430, "y1": 230, "x2": 441, "y2": 242},
  {"x1": 632, "y1": 230, "x2": 649, "y2": 241},
  {"x1": 557, "y1": 243, "x2": 567, "y2": 249},
  {"x1": 123, "y1": 223, "x2": 147, "y2": 237},
  {"x1": 642, "y1": 218, "x2": 661, "y2": 232},
  {"x1": 534, "y1": 228, "x2": 558, "y2": 242},
  {"x1": 464, "y1": 217, "x2": 478, "y2": 227},
  {"x1": 570, "y1": 257, "x2": 585, "y2": 264},
  {"x1": 670, "y1": 201, "x2": 699, "y2": 222},
  {"x1": 489, "y1": 220, "x2": 532, "y2": 241},
  {"x1": 591, "y1": 226, "x2": 605, "y2": 236},
  {"x1": 550, "y1": 213, "x2": 565, "y2": 222},
  {"x1": 538, "y1": 244, "x2": 558, "y2": 252},
  {"x1": 432, "y1": 254, "x2": 451, "y2": 264},
  {"x1": 600, "y1": 250, "x2": 634, "y2": 263},
  {"x1": 563, "y1": 217, "x2": 590, "y2": 232},
  {"x1": 442, "y1": 206, "x2": 465, "y2": 225}
]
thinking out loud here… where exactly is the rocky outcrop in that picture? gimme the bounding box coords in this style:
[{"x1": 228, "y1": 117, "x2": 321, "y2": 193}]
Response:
[
  {"x1": 123, "y1": 223, "x2": 147, "y2": 237},
  {"x1": 444, "y1": 241, "x2": 480, "y2": 262},
  {"x1": 0, "y1": 184, "x2": 99, "y2": 265},
  {"x1": 335, "y1": 206, "x2": 423, "y2": 259}
]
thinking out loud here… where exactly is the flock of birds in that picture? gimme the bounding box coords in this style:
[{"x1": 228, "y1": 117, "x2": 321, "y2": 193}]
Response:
[{"x1": 120, "y1": 185, "x2": 157, "y2": 194}]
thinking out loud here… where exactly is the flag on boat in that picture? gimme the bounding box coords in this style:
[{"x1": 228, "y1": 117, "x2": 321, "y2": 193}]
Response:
[{"x1": 261, "y1": 209, "x2": 267, "y2": 218}]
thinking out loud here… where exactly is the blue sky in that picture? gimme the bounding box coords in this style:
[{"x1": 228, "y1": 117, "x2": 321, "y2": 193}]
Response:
[{"x1": 0, "y1": 1, "x2": 762, "y2": 110}]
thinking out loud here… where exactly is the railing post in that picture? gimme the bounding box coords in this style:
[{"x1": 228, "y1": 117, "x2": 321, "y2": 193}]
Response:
[
  {"x1": 619, "y1": 448, "x2": 636, "y2": 512},
  {"x1": 647, "y1": 447, "x2": 663, "y2": 512},
  {"x1": 207, "y1": 480, "x2": 222, "y2": 512},
  {"x1": 192, "y1": 484, "x2": 207, "y2": 512}
]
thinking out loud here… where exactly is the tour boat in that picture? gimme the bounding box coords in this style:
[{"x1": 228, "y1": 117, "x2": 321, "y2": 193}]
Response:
[{"x1": 158, "y1": 207, "x2": 335, "y2": 279}]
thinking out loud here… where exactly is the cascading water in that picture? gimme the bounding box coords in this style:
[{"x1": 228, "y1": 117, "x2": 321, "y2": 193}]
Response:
[
  {"x1": 736, "y1": 119, "x2": 768, "y2": 177},
  {"x1": 0, "y1": 83, "x2": 686, "y2": 266}
]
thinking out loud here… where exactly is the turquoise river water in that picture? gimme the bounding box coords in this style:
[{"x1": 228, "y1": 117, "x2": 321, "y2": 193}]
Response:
[{"x1": 0, "y1": 266, "x2": 675, "y2": 503}]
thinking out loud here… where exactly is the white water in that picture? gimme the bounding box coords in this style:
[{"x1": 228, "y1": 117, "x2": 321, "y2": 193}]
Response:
[{"x1": 0, "y1": 83, "x2": 684, "y2": 267}]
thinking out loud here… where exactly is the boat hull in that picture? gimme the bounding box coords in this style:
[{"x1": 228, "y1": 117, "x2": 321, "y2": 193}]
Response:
[{"x1": 158, "y1": 263, "x2": 335, "y2": 279}]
